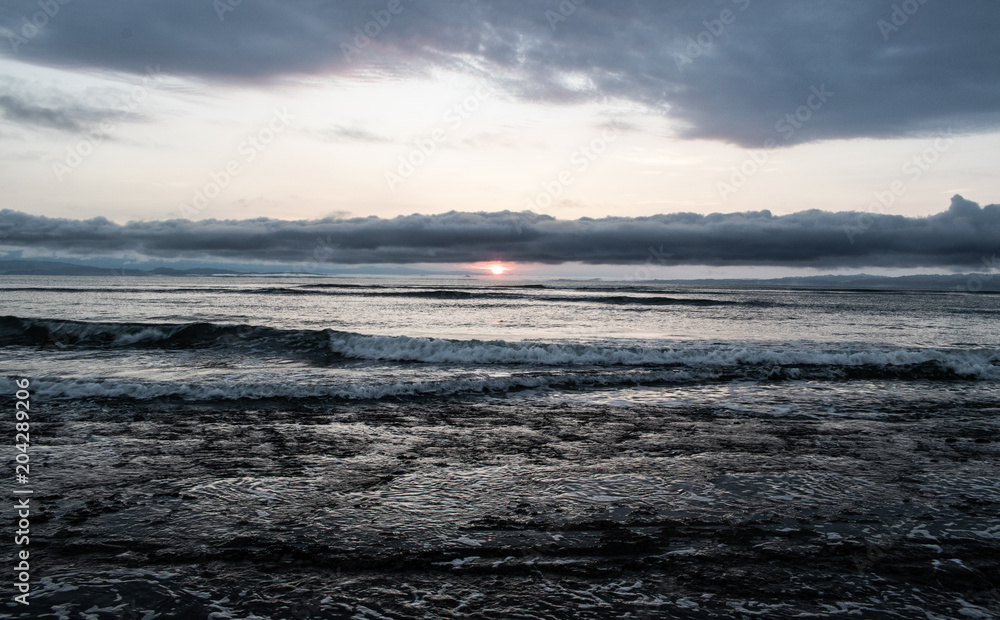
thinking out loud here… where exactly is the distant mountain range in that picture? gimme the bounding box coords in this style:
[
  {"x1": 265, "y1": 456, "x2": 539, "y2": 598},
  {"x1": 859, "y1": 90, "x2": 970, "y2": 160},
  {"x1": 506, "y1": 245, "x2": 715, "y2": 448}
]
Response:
[{"x1": 0, "y1": 260, "x2": 241, "y2": 277}]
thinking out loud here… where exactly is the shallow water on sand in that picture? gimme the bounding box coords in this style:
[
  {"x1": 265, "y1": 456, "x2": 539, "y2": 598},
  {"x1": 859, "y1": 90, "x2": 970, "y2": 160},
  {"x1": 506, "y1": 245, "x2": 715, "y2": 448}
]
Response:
[
  {"x1": 2, "y1": 277, "x2": 999, "y2": 617},
  {"x1": 10, "y1": 388, "x2": 1000, "y2": 619}
]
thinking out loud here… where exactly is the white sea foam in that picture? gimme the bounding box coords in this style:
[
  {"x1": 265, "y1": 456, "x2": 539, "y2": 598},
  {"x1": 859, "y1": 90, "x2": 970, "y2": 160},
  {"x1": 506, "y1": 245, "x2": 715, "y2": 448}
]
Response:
[
  {"x1": 327, "y1": 331, "x2": 1000, "y2": 377},
  {"x1": 5, "y1": 317, "x2": 997, "y2": 379},
  {"x1": 112, "y1": 327, "x2": 174, "y2": 345},
  {"x1": 4, "y1": 369, "x2": 695, "y2": 402},
  {"x1": 3, "y1": 317, "x2": 997, "y2": 402}
]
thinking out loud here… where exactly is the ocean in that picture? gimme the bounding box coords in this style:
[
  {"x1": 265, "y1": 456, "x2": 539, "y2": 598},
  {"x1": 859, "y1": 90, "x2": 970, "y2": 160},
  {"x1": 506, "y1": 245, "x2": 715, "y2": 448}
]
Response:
[{"x1": 2, "y1": 276, "x2": 999, "y2": 618}]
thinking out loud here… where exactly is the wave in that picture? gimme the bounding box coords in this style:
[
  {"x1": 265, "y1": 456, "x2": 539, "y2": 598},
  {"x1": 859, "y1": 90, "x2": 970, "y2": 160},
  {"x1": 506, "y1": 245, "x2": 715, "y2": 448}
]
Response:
[
  {"x1": 3, "y1": 283, "x2": 765, "y2": 307},
  {"x1": 8, "y1": 356, "x2": 996, "y2": 403},
  {"x1": 253, "y1": 288, "x2": 747, "y2": 306},
  {"x1": 326, "y1": 331, "x2": 998, "y2": 378},
  {"x1": 2, "y1": 316, "x2": 998, "y2": 382},
  {"x1": 0, "y1": 370, "x2": 698, "y2": 402},
  {"x1": 4, "y1": 356, "x2": 997, "y2": 403},
  {"x1": 0, "y1": 316, "x2": 295, "y2": 349},
  {"x1": 0, "y1": 287, "x2": 222, "y2": 294},
  {"x1": 256, "y1": 288, "x2": 481, "y2": 300},
  {"x1": 565, "y1": 295, "x2": 736, "y2": 306}
]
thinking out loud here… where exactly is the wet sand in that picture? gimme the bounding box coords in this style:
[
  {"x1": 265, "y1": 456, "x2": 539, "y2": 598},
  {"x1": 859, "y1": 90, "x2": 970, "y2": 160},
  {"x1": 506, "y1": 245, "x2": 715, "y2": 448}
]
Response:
[{"x1": 11, "y1": 390, "x2": 1000, "y2": 619}]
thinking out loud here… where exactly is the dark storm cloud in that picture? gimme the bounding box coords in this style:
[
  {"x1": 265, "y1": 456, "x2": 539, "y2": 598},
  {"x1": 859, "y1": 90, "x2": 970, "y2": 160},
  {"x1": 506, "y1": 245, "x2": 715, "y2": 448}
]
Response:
[
  {"x1": 2, "y1": 1, "x2": 998, "y2": 146},
  {"x1": 1, "y1": 196, "x2": 997, "y2": 269}
]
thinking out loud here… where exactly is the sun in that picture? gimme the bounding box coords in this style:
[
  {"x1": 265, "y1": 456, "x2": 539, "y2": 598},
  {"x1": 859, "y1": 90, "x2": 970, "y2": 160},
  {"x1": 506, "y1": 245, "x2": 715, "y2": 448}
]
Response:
[{"x1": 476, "y1": 261, "x2": 510, "y2": 275}]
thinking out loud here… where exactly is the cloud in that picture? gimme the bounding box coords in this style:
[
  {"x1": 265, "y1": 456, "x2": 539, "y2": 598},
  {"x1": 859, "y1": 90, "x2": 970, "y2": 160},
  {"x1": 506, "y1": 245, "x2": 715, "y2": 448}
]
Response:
[
  {"x1": 1, "y1": 196, "x2": 997, "y2": 269},
  {"x1": 0, "y1": 94, "x2": 88, "y2": 132},
  {"x1": 315, "y1": 124, "x2": 393, "y2": 144},
  {"x1": 0, "y1": 88, "x2": 151, "y2": 134},
  {"x1": 2, "y1": 0, "x2": 998, "y2": 146}
]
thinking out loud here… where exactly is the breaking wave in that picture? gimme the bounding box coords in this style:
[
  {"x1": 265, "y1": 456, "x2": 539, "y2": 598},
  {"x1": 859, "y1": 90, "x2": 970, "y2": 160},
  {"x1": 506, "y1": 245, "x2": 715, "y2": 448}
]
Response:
[{"x1": 2, "y1": 316, "x2": 998, "y2": 402}]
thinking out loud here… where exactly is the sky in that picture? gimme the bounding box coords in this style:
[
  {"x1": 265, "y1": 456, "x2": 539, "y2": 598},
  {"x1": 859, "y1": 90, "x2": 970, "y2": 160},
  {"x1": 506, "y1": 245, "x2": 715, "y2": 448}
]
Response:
[{"x1": 1, "y1": 0, "x2": 998, "y2": 277}]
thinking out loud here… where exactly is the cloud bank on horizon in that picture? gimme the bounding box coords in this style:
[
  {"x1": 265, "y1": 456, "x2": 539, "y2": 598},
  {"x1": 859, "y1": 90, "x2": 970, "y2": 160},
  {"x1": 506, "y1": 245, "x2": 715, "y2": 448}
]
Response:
[
  {"x1": 1, "y1": 196, "x2": 996, "y2": 269},
  {"x1": 2, "y1": 0, "x2": 999, "y2": 147}
]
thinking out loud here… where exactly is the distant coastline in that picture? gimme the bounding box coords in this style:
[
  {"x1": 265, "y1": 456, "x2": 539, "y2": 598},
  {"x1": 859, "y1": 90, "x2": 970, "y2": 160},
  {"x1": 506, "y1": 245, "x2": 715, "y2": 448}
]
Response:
[{"x1": 0, "y1": 260, "x2": 468, "y2": 278}]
